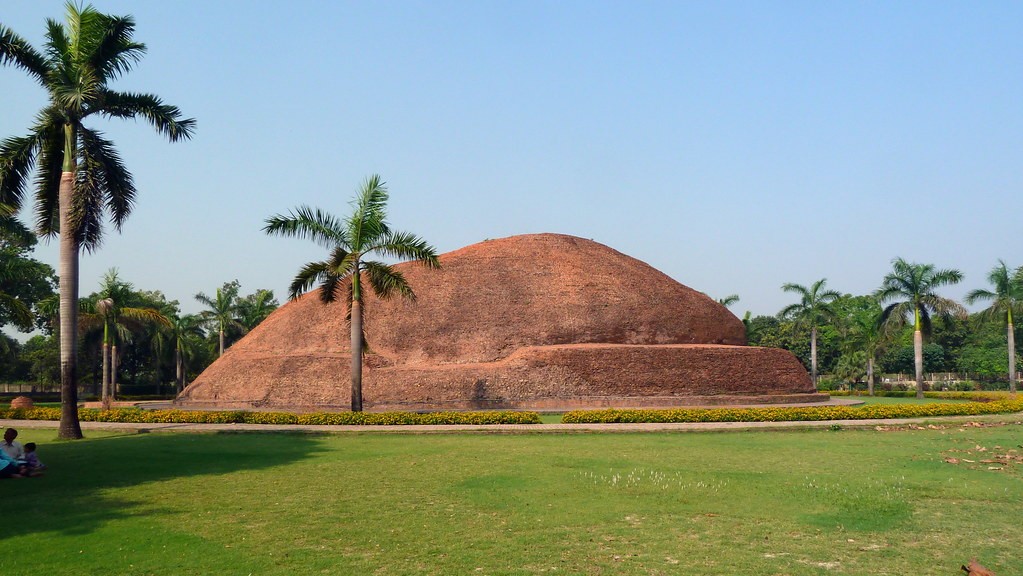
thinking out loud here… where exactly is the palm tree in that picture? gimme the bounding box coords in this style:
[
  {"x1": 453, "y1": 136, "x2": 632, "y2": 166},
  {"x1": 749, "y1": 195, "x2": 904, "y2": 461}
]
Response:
[
  {"x1": 0, "y1": 5, "x2": 194, "y2": 438},
  {"x1": 965, "y1": 260, "x2": 1023, "y2": 393},
  {"x1": 843, "y1": 302, "x2": 890, "y2": 396},
  {"x1": 80, "y1": 269, "x2": 170, "y2": 404},
  {"x1": 779, "y1": 279, "x2": 841, "y2": 386},
  {"x1": 195, "y1": 282, "x2": 246, "y2": 357},
  {"x1": 264, "y1": 175, "x2": 440, "y2": 412},
  {"x1": 875, "y1": 258, "x2": 966, "y2": 398},
  {"x1": 165, "y1": 314, "x2": 205, "y2": 393}
]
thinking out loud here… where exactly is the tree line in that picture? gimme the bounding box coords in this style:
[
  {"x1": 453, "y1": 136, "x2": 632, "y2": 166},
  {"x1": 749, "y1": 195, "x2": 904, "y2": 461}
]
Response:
[
  {"x1": 733, "y1": 259, "x2": 1022, "y2": 397},
  {"x1": 1, "y1": 217, "x2": 279, "y2": 398}
]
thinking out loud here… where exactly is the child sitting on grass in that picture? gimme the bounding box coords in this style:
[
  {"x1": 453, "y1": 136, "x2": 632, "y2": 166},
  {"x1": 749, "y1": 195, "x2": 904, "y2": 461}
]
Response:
[{"x1": 23, "y1": 442, "x2": 44, "y2": 475}]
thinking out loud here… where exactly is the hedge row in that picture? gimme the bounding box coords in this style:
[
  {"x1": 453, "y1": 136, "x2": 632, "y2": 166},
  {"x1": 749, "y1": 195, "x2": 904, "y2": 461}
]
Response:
[
  {"x1": 561, "y1": 396, "x2": 1023, "y2": 424},
  {"x1": 828, "y1": 390, "x2": 1013, "y2": 402},
  {"x1": 0, "y1": 407, "x2": 541, "y2": 426}
]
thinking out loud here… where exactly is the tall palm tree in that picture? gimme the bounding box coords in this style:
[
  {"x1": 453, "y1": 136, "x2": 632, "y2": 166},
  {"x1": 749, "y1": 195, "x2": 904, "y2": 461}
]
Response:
[
  {"x1": 165, "y1": 313, "x2": 205, "y2": 393},
  {"x1": 195, "y1": 283, "x2": 246, "y2": 357},
  {"x1": 779, "y1": 279, "x2": 840, "y2": 386},
  {"x1": 843, "y1": 302, "x2": 890, "y2": 396},
  {"x1": 0, "y1": 4, "x2": 194, "y2": 438},
  {"x1": 875, "y1": 258, "x2": 966, "y2": 398},
  {"x1": 965, "y1": 260, "x2": 1023, "y2": 393},
  {"x1": 80, "y1": 269, "x2": 170, "y2": 404},
  {"x1": 264, "y1": 175, "x2": 440, "y2": 412}
]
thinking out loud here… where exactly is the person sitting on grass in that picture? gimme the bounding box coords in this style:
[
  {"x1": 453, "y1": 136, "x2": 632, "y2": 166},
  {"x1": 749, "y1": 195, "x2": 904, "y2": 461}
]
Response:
[
  {"x1": 0, "y1": 446, "x2": 27, "y2": 479},
  {"x1": 0, "y1": 428, "x2": 24, "y2": 461},
  {"x1": 22, "y1": 443, "x2": 44, "y2": 475}
]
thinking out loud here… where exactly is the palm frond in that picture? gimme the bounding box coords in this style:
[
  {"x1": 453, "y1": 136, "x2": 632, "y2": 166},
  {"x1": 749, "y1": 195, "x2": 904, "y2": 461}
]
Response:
[
  {"x1": 777, "y1": 303, "x2": 802, "y2": 320},
  {"x1": 43, "y1": 17, "x2": 71, "y2": 76},
  {"x1": 922, "y1": 295, "x2": 967, "y2": 321},
  {"x1": 96, "y1": 91, "x2": 195, "y2": 141},
  {"x1": 88, "y1": 13, "x2": 145, "y2": 83},
  {"x1": 264, "y1": 206, "x2": 349, "y2": 250},
  {"x1": 781, "y1": 283, "x2": 810, "y2": 298},
  {"x1": 71, "y1": 133, "x2": 112, "y2": 251},
  {"x1": 31, "y1": 117, "x2": 64, "y2": 237},
  {"x1": 0, "y1": 24, "x2": 48, "y2": 85},
  {"x1": 347, "y1": 175, "x2": 389, "y2": 250},
  {"x1": 79, "y1": 126, "x2": 136, "y2": 231},
  {"x1": 370, "y1": 229, "x2": 440, "y2": 268},
  {"x1": 879, "y1": 301, "x2": 911, "y2": 328},
  {"x1": 717, "y1": 294, "x2": 740, "y2": 307},
  {"x1": 929, "y1": 267, "x2": 964, "y2": 288},
  {"x1": 0, "y1": 134, "x2": 39, "y2": 214},
  {"x1": 119, "y1": 306, "x2": 171, "y2": 329},
  {"x1": 363, "y1": 260, "x2": 415, "y2": 301},
  {"x1": 964, "y1": 288, "x2": 996, "y2": 307},
  {"x1": 318, "y1": 272, "x2": 343, "y2": 305},
  {"x1": 289, "y1": 260, "x2": 332, "y2": 300}
]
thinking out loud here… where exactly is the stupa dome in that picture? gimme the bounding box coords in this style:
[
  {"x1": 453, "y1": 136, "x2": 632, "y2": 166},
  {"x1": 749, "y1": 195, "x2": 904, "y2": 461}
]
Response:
[{"x1": 178, "y1": 234, "x2": 815, "y2": 410}]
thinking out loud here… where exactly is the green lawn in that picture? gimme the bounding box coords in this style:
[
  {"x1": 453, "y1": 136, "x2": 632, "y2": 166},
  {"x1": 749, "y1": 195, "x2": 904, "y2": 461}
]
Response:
[
  {"x1": 840, "y1": 395, "x2": 970, "y2": 406},
  {"x1": 1, "y1": 423, "x2": 1021, "y2": 575},
  {"x1": 534, "y1": 395, "x2": 972, "y2": 422}
]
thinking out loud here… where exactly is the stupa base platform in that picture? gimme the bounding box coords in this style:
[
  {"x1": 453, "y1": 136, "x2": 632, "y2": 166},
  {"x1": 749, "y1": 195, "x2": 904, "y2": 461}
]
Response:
[{"x1": 176, "y1": 343, "x2": 819, "y2": 412}]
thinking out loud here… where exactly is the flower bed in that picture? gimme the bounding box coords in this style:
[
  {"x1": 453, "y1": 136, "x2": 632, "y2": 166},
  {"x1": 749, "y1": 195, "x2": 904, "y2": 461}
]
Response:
[
  {"x1": 561, "y1": 396, "x2": 1023, "y2": 424},
  {"x1": 828, "y1": 390, "x2": 1013, "y2": 402},
  {"x1": 0, "y1": 407, "x2": 541, "y2": 426}
]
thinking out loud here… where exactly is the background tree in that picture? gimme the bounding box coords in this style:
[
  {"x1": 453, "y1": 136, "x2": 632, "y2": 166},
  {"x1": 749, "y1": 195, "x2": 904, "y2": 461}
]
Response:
[
  {"x1": 840, "y1": 299, "x2": 891, "y2": 395},
  {"x1": 264, "y1": 175, "x2": 440, "y2": 412},
  {"x1": 964, "y1": 260, "x2": 1023, "y2": 393},
  {"x1": 779, "y1": 279, "x2": 841, "y2": 386},
  {"x1": 876, "y1": 258, "x2": 966, "y2": 398},
  {"x1": 164, "y1": 313, "x2": 205, "y2": 393},
  {"x1": 0, "y1": 216, "x2": 56, "y2": 332},
  {"x1": 195, "y1": 281, "x2": 246, "y2": 357},
  {"x1": 0, "y1": 4, "x2": 194, "y2": 438},
  {"x1": 237, "y1": 288, "x2": 279, "y2": 330},
  {"x1": 80, "y1": 269, "x2": 170, "y2": 402}
]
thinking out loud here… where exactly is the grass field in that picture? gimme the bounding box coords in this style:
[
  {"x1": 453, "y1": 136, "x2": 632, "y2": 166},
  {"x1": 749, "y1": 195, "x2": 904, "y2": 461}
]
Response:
[{"x1": 2, "y1": 420, "x2": 1021, "y2": 575}]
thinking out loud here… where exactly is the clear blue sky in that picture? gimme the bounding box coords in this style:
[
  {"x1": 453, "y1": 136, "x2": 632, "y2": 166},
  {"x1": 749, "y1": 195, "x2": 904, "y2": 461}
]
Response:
[{"x1": 2, "y1": 1, "x2": 1021, "y2": 322}]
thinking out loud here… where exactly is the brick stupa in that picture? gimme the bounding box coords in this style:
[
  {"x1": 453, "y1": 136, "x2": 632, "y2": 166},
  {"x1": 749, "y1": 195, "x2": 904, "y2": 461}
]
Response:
[{"x1": 177, "y1": 234, "x2": 819, "y2": 411}]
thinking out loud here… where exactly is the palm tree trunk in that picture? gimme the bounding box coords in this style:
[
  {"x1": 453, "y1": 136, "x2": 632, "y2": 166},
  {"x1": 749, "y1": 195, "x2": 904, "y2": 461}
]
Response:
[
  {"x1": 867, "y1": 356, "x2": 875, "y2": 396},
  {"x1": 350, "y1": 298, "x2": 364, "y2": 412},
  {"x1": 1008, "y1": 322, "x2": 1016, "y2": 394},
  {"x1": 111, "y1": 343, "x2": 118, "y2": 401},
  {"x1": 175, "y1": 346, "x2": 183, "y2": 394},
  {"x1": 101, "y1": 340, "x2": 110, "y2": 409},
  {"x1": 914, "y1": 329, "x2": 924, "y2": 399},
  {"x1": 57, "y1": 162, "x2": 83, "y2": 439},
  {"x1": 810, "y1": 326, "x2": 818, "y2": 387},
  {"x1": 219, "y1": 328, "x2": 225, "y2": 357}
]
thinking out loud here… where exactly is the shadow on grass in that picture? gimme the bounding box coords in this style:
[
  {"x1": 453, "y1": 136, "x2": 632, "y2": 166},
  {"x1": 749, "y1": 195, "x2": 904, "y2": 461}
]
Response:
[{"x1": 0, "y1": 429, "x2": 327, "y2": 540}]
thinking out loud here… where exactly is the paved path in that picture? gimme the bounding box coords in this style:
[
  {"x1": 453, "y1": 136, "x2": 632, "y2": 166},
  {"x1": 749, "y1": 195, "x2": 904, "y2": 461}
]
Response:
[{"x1": 3, "y1": 411, "x2": 1021, "y2": 435}]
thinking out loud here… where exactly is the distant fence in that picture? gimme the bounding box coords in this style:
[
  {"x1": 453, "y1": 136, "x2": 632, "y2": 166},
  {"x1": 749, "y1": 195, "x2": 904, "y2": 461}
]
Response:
[
  {"x1": 822, "y1": 372, "x2": 1019, "y2": 392},
  {"x1": 0, "y1": 382, "x2": 61, "y2": 394},
  {"x1": 876, "y1": 372, "x2": 1018, "y2": 384}
]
